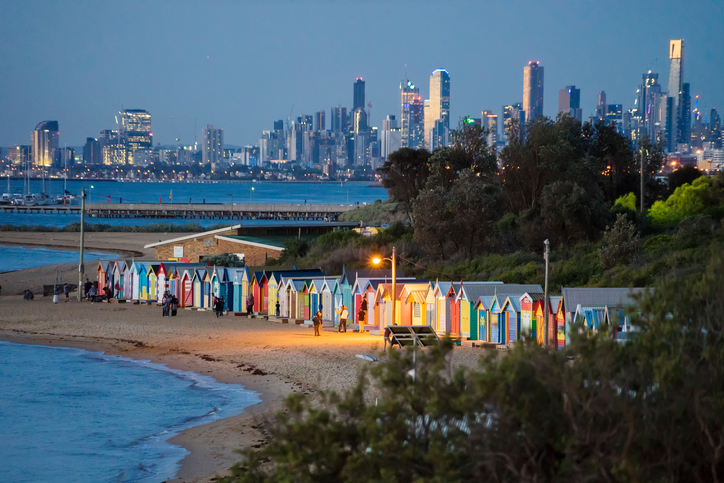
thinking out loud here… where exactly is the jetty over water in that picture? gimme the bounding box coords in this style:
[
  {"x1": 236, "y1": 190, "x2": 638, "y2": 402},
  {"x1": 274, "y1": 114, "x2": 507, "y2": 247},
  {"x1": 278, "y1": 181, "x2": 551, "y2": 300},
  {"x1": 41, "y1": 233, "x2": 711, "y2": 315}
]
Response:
[{"x1": 1, "y1": 202, "x2": 359, "y2": 221}]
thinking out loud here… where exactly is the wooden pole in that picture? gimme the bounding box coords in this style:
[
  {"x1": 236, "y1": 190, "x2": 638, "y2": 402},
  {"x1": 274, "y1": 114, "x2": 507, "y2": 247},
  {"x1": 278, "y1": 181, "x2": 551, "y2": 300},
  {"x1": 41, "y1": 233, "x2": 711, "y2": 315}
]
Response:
[
  {"x1": 543, "y1": 239, "x2": 550, "y2": 347},
  {"x1": 77, "y1": 188, "x2": 86, "y2": 301}
]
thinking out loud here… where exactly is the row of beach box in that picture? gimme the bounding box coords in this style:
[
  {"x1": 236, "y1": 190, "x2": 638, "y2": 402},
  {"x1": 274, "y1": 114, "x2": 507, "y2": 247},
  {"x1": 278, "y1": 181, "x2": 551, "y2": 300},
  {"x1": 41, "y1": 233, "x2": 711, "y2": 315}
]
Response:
[{"x1": 97, "y1": 261, "x2": 644, "y2": 348}]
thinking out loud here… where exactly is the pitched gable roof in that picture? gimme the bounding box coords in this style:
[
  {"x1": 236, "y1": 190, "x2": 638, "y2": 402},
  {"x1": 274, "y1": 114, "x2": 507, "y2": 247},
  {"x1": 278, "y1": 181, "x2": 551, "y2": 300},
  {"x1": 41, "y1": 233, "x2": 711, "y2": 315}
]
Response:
[{"x1": 562, "y1": 287, "x2": 646, "y2": 313}]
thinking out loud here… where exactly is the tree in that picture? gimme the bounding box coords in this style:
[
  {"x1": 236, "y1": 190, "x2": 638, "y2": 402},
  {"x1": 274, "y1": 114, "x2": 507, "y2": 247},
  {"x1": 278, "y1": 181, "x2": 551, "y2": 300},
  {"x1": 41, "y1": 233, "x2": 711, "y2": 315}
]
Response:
[
  {"x1": 540, "y1": 180, "x2": 608, "y2": 245},
  {"x1": 447, "y1": 118, "x2": 498, "y2": 179},
  {"x1": 377, "y1": 148, "x2": 431, "y2": 223},
  {"x1": 413, "y1": 169, "x2": 502, "y2": 259},
  {"x1": 599, "y1": 214, "x2": 640, "y2": 269},
  {"x1": 277, "y1": 238, "x2": 310, "y2": 265},
  {"x1": 648, "y1": 176, "x2": 712, "y2": 226},
  {"x1": 200, "y1": 253, "x2": 244, "y2": 267},
  {"x1": 668, "y1": 165, "x2": 703, "y2": 192}
]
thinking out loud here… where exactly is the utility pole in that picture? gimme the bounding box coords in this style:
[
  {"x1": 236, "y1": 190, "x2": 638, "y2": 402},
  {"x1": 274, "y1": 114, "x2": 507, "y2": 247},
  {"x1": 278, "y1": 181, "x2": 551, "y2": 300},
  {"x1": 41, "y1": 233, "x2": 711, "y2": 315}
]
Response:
[
  {"x1": 391, "y1": 246, "x2": 397, "y2": 328},
  {"x1": 640, "y1": 149, "x2": 646, "y2": 213},
  {"x1": 77, "y1": 188, "x2": 86, "y2": 301},
  {"x1": 543, "y1": 239, "x2": 550, "y2": 348}
]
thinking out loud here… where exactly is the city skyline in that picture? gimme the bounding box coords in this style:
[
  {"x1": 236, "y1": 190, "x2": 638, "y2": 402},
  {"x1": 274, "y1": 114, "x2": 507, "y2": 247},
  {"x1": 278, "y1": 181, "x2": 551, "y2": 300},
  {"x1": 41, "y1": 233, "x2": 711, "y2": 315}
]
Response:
[{"x1": 1, "y1": 1, "x2": 722, "y2": 147}]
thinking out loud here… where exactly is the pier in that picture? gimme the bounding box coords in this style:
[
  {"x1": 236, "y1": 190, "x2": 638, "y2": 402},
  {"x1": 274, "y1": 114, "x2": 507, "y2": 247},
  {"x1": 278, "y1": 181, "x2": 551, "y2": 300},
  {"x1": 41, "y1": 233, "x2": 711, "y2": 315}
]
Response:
[{"x1": 0, "y1": 202, "x2": 359, "y2": 221}]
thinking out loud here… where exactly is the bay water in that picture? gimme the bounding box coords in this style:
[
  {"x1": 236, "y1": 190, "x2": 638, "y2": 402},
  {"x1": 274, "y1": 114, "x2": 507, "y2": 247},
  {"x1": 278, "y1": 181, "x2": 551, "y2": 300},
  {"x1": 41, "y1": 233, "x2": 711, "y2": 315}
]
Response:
[
  {"x1": 0, "y1": 341, "x2": 260, "y2": 482},
  {"x1": 0, "y1": 246, "x2": 117, "y2": 273}
]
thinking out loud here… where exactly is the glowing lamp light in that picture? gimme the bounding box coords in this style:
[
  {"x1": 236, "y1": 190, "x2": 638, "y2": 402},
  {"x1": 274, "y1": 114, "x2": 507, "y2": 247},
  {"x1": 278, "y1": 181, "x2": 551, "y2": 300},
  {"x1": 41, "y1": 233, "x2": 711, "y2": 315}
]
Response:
[{"x1": 372, "y1": 257, "x2": 381, "y2": 265}]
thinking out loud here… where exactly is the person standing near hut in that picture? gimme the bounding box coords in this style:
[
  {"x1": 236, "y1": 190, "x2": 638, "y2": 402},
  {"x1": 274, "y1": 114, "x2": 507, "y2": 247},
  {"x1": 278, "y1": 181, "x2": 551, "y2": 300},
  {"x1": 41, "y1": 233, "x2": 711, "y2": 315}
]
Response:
[
  {"x1": 247, "y1": 294, "x2": 254, "y2": 315},
  {"x1": 53, "y1": 284, "x2": 60, "y2": 304},
  {"x1": 275, "y1": 300, "x2": 280, "y2": 317},
  {"x1": 170, "y1": 294, "x2": 179, "y2": 316},
  {"x1": 336, "y1": 305, "x2": 348, "y2": 333},
  {"x1": 358, "y1": 298, "x2": 368, "y2": 333},
  {"x1": 64, "y1": 283, "x2": 70, "y2": 303},
  {"x1": 162, "y1": 292, "x2": 170, "y2": 317},
  {"x1": 312, "y1": 309, "x2": 323, "y2": 337}
]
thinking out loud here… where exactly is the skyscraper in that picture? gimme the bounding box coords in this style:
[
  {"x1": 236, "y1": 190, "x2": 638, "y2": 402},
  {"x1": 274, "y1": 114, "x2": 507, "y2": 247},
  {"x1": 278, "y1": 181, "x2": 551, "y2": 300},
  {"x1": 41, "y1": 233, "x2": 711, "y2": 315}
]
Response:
[
  {"x1": 558, "y1": 85, "x2": 582, "y2": 122},
  {"x1": 502, "y1": 103, "x2": 524, "y2": 143},
  {"x1": 668, "y1": 41, "x2": 684, "y2": 124},
  {"x1": 596, "y1": 91, "x2": 607, "y2": 119},
  {"x1": 636, "y1": 72, "x2": 666, "y2": 142},
  {"x1": 202, "y1": 125, "x2": 224, "y2": 173},
  {"x1": 710, "y1": 108, "x2": 722, "y2": 149},
  {"x1": 315, "y1": 111, "x2": 326, "y2": 132},
  {"x1": 353, "y1": 78, "x2": 365, "y2": 112},
  {"x1": 482, "y1": 110, "x2": 498, "y2": 147},
  {"x1": 677, "y1": 82, "x2": 691, "y2": 148},
  {"x1": 424, "y1": 69, "x2": 450, "y2": 150},
  {"x1": 120, "y1": 109, "x2": 152, "y2": 161},
  {"x1": 523, "y1": 61, "x2": 544, "y2": 122},
  {"x1": 400, "y1": 79, "x2": 425, "y2": 149},
  {"x1": 330, "y1": 106, "x2": 348, "y2": 134},
  {"x1": 99, "y1": 130, "x2": 126, "y2": 165},
  {"x1": 668, "y1": 39, "x2": 684, "y2": 152},
  {"x1": 31, "y1": 120, "x2": 59, "y2": 167},
  {"x1": 83, "y1": 137, "x2": 101, "y2": 165},
  {"x1": 381, "y1": 115, "x2": 402, "y2": 160}
]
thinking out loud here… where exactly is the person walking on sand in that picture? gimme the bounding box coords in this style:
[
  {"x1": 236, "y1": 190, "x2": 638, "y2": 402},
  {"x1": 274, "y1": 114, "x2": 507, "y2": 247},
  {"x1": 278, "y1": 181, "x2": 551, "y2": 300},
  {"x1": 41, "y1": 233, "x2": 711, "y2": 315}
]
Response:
[
  {"x1": 313, "y1": 309, "x2": 323, "y2": 337},
  {"x1": 53, "y1": 284, "x2": 60, "y2": 304},
  {"x1": 64, "y1": 283, "x2": 70, "y2": 303},
  {"x1": 336, "y1": 305, "x2": 348, "y2": 333},
  {"x1": 358, "y1": 298, "x2": 368, "y2": 333}
]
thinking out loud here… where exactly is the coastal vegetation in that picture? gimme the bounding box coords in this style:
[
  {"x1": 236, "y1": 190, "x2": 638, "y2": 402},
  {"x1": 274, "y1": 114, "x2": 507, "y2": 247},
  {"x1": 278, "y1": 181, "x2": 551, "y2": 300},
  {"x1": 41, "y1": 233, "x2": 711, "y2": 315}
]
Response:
[{"x1": 223, "y1": 251, "x2": 724, "y2": 481}]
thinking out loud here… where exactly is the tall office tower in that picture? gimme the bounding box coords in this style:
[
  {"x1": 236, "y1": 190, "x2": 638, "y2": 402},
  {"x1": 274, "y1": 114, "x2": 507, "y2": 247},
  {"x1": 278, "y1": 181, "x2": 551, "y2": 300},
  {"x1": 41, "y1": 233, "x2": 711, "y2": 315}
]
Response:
[
  {"x1": 690, "y1": 96, "x2": 705, "y2": 149},
  {"x1": 596, "y1": 91, "x2": 607, "y2": 119},
  {"x1": 636, "y1": 71, "x2": 666, "y2": 141},
  {"x1": 83, "y1": 138, "x2": 101, "y2": 166},
  {"x1": 380, "y1": 115, "x2": 402, "y2": 160},
  {"x1": 31, "y1": 121, "x2": 59, "y2": 167},
  {"x1": 8, "y1": 145, "x2": 31, "y2": 166},
  {"x1": 273, "y1": 120, "x2": 284, "y2": 131},
  {"x1": 710, "y1": 108, "x2": 722, "y2": 149},
  {"x1": 482, "y1": 110, "x2": 498, "y2": 147},
  {"x1": 523, "y1": 61, "x2": 544, "y2": 122},
  {"x1": 119, "y1": 109, "x2": 152, "y2": 161},
  {"x1": 330, "y1": 106, "x2": 348, "y2": 134},
  {"x1": 606, "y1": 104, "x2": 624, "y2": 132},
  {"x1": 558, "y1": 86, "x2": 582, "y2": 122},
  {"x1": 424, "y1": 69, "x2": 451, "y2": 150},
  {"x1": 202, "y1": 125, "x2": 224, "y2": 173},
  {"x1": 400, "y1": 79, "x2": 425, "y2": 149},
  {"x1": 353, "y1": 78, "x2": 366, "y2": 112},
  {"x1": 315, "y1": 111, "x2": 326, "y2": 132},
  {"x1": 668, "y1": 40, "x2": 684, "y2": 133},
  {"x1": 502, "y1": 103, "x2": 525, "y2": 143},
  {"x1": 677, "y1": 83, "x2": 691, "y2": 148},
  {"x1": 352, "y1": 108, "x2": 369, "y2": 165},
  {"x1": 99, "y1": 130, "x2": 126, "y2": 165}
]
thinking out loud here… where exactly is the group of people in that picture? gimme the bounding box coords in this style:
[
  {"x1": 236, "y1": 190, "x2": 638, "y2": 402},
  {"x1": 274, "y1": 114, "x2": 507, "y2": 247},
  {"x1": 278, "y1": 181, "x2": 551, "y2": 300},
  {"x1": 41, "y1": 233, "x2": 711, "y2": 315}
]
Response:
[
  {"x1": 52, "y1": 283, "x2": 72, "y2": 304},
  {"x1": 81, "y1": 278, "x2": 112, "y2": 303},
  {"x1": 161, "y1": 291, "x2": 179, "y2": 317}
]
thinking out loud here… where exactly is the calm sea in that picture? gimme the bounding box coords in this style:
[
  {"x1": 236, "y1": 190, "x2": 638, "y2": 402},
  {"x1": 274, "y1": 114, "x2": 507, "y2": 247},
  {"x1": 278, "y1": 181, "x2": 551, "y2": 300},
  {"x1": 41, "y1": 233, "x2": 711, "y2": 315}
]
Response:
[
  {"x1": 1, "y1": 180, "x2": 386, "y2": 228},
  {"x1": 0, "y1": 246, "x2": 116, "y2": 273},
  {"x1": 0, "y1": 341, "x2": 260, "y2": 483}
]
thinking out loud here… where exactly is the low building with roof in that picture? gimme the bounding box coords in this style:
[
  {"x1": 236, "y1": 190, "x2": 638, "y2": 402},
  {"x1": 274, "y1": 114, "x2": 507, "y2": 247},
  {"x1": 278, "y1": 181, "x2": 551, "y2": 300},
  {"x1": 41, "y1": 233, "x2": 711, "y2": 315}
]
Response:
[{"x1": 144, "y1": 222, "x2": 356, "y2": 265}]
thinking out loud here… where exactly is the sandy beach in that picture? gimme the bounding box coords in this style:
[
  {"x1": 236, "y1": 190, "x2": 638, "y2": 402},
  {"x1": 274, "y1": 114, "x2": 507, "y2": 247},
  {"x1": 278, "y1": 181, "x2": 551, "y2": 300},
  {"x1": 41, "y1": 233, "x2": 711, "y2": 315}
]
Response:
[{"x1": 0, "y1": 232, "x2": 485, "y2": 481}]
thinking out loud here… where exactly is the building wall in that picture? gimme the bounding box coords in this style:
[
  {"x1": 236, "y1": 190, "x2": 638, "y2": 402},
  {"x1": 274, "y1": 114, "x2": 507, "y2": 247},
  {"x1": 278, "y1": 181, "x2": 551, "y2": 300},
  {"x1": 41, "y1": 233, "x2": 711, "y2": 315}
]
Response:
[{"x1": 153, "y1": 228, "x2": 283, "y2": 264}]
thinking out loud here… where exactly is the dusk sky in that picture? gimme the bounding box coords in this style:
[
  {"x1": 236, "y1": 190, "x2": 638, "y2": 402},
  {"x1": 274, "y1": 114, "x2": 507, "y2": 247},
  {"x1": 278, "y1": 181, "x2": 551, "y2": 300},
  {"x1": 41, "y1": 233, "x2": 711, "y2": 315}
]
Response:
[{"x1": 1, "y1": 0, "x2": 722, "y2": 148}]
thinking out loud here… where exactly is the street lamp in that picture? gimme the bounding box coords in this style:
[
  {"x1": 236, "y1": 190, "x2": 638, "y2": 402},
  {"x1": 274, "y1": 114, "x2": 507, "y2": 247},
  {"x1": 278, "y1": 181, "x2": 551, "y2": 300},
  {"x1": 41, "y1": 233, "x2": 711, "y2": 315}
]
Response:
[
  {"x1": 372, "y1": 246, "x2": 397, "y2": 328},
  {"x1": 250, "y1": 186, "x2": 255, "y2": 201},
  {"x1": 543, "y1": 239, "x2": 550, "y2": 348}
]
